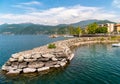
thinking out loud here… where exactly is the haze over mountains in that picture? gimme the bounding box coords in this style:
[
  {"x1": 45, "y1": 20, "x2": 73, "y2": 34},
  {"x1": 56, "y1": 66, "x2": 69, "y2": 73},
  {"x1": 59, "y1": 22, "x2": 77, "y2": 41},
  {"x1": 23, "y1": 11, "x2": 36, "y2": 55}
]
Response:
[{"x1": 0, "y1": 19, "x2": 115, "y2": 35}]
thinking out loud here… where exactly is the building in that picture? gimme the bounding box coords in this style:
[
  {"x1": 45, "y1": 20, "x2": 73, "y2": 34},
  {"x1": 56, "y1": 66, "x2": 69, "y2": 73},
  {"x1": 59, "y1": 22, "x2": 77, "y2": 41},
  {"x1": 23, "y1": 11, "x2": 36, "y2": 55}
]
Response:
[
  {"x1": 99, "y1": 23, "x2": 120, "y2": 34},
  {"x1": 99, "y1": 23, "x2": 115, "y2": 33},
  {"x1": 114, "y1": 24, "x2": 120, "y2": 33},
  {"x1": 106, "y1": 23, "x2": 115, "y2": 33}
]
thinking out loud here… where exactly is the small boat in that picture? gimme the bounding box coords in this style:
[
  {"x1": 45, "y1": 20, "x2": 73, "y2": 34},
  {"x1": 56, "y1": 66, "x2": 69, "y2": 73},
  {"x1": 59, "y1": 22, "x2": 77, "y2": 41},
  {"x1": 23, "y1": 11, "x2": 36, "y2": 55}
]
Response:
[
  {"x1": 112, "y1": 43, "x2": 120, "y2": 47},
  {"x1": 64, "y1": 35, "x2": 74, "y2": 37},
  {"x1": 49, "y1": 34, "x2": 58, "y2": 38}
]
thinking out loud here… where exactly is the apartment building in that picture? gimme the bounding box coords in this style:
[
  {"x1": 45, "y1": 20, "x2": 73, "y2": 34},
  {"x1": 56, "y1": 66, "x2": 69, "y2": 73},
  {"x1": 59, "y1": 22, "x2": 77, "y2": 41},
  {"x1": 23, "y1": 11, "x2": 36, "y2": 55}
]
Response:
[
  {"x1": 114, "y1": 24, "x2": 120, "y2": 33},
  {"x1": 99, "y1": 23, "x2": 120, "y2": 33}
]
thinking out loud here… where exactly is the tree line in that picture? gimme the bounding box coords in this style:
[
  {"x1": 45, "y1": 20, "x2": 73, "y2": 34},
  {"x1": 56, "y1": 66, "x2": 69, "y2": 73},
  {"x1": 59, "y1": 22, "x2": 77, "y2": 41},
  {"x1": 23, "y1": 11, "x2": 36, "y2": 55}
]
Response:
[{"x1": 61, "y1": 22, "x2": 108, "y2": 36}]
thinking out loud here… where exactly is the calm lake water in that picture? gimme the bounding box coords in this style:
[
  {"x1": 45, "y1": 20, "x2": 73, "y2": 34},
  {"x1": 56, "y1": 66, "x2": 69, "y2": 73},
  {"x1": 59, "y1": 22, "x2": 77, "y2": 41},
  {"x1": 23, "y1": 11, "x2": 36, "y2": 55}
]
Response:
[{"x1": 0, "y1": 35, "x2": 120, "y2": 84}]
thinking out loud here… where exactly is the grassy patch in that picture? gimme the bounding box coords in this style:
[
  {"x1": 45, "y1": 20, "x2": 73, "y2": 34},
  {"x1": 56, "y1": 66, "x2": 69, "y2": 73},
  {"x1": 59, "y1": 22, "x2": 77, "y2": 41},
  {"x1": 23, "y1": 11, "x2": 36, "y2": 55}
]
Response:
[
  {"x1": 110, "y1": 36, "x2": 120, "y2": 40},
  {"x1": 100, "y1": 37, "x2": 105, "y2": 41},
  {"x1": 48, "y1": 43, "x2": 56, "y2": 49}
]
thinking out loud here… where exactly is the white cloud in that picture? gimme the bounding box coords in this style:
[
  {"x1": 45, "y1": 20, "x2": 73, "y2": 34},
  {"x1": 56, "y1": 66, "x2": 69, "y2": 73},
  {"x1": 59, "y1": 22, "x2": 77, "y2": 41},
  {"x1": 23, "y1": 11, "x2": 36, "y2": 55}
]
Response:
[
  {"x1": 12, "y1": 5, "x2": 38, "y2": 12},
  {"x1": 112, "y1": 0, "x2": 120, "y2": 8},
  {"x1": 12, "y1": 1, "x2": 42, "y2": 12},
  {"x1": 20, "y1": 1, "x2": 41, "y2": 5},
  {"x1": 0, "y1": 5, "x2": 119, "y2": 25}
]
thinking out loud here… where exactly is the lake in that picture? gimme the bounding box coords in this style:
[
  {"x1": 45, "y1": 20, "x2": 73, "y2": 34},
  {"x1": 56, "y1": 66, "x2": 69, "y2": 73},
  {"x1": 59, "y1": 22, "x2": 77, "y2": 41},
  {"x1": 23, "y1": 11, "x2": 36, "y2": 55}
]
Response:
[{"x1": 0, "y1": 35, "x2": 120, "y2": 84}]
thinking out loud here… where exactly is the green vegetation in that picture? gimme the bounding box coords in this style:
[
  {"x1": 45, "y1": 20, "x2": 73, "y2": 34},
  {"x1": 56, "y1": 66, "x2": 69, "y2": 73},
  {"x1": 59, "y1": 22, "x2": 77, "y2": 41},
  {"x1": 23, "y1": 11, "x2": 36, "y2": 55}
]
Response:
[
  {"x1": 100, "y1": 37, "x2": 105, "y2": 41},
  {"x1": 96, "y1": 27, "x2": 107, "y2": 33},
  {"x1": 68, "y1": 26, "x2": 83, "y2": 36},
  {"x1": 86, "y1": 23, "x2": 108, "y2": 34},
  {"x1": 48, "y1": 44, "x2": 56, "y2": 49},
  {"x1": 110, "y1": 36, "x2": 120, "y2": 40},
  {"x1": 86, "y1": 22, "x2": 98, "y2": 34},
  {"x1": 75, "y1": 26, "x2": 82, "y2": 36}
]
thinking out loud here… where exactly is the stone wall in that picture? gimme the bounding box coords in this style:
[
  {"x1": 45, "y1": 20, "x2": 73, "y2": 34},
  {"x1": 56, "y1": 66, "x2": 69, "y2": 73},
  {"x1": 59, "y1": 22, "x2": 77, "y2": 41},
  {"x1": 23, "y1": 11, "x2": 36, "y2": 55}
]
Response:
[{"x1": 1, "y1": 37, "x2": 118, "y2": 75}]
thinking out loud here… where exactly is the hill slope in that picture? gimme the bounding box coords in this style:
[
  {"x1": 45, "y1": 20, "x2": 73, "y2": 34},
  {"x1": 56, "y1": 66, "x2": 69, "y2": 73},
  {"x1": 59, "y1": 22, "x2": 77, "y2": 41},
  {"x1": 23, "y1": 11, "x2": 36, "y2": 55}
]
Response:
[
  {"x1": 0, "y1": 19, "x2": 115, "y2": 35},
  {"x1": 71, "y1": 19, "x2": 115, "y2": 27}
]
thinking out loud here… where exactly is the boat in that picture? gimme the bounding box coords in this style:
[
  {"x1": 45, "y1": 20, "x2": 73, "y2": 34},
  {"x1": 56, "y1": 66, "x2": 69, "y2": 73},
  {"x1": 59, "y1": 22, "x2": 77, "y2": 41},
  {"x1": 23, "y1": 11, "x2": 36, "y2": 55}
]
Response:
[
  {"x1": 49, "y1": 34, "x2": 58, "y2": 38},
  {"x1": 112, "y1": 43, "x2": 120, "y2": 47},
  {"x1": 64, "y1": 35, "x2": 74, "y2": 38}
]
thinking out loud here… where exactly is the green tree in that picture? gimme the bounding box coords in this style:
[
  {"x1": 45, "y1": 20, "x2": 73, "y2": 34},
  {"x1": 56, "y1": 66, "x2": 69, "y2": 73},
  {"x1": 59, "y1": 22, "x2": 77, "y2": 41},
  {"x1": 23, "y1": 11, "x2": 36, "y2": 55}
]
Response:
[
  {"x1": 75, "y1": 26, "x2": 82, "y2": 36},
  {"x1": 86, "y1": 22, "x2": 98, "y2": 34},
  {"x1": 96, "y1": 27, "x2": 107, "y2": 33},
  {"x1": 68, "y1": 25, "x2": 75, "y2": 35}
]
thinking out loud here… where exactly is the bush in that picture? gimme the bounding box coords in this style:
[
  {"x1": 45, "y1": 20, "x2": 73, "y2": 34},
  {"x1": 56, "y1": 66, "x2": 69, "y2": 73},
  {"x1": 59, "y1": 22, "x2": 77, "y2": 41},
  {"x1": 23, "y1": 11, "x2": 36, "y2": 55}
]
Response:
[
  {"x1": 100, "y1": 37, "x2": 105, "y2": 41},
  {"x1": 111, "y1": 36, "x2": 120, "y2": 40},
  {"x1": 48, "y1": 43, "x2": 56, "y2": 49}
]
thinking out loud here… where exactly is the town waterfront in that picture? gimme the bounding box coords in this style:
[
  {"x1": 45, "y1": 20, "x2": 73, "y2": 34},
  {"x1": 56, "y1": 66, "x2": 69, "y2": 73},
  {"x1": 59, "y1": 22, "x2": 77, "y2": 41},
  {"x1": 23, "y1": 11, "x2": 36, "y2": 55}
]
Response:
[{"x1": 0, "y1": 35, "x2": 120, "y2": 84}]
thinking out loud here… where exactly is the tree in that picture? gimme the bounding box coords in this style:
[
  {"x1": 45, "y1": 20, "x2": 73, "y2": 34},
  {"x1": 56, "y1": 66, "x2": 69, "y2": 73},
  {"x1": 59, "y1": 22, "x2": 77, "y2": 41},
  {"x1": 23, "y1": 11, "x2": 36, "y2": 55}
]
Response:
[
  {"x1": 68, "y1": 25, "x2": 75, "y2": 35},
  {"x1": 86, "y1": 22, "x2": 98, "y2": 34},
  {"x1": 68, "y1": 26, "x2": 83, "y2": 36},
  {"x1": 96, "y1": 27, "x2": 107, "y2": 33},
  {"x1": 75, "y1": 26, "x2": 82, "y2": 36}
]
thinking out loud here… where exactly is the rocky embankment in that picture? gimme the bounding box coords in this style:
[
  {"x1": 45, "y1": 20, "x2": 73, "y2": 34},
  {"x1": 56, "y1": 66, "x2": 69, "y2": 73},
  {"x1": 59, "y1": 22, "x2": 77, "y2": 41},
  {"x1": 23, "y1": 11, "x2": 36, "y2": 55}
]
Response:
[{"x1": 1, "y1": 37, "x2": 118, "y2": 75}]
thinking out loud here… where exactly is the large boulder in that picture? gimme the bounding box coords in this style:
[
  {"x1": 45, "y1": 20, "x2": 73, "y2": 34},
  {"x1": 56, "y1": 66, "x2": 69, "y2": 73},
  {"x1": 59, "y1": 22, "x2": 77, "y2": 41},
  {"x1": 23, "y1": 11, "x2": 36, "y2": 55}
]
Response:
[
  {"x1": 32, "y1": 53, "x2": 41, "y2": 59},
  {"x1": 6, "y1": 61, "x2": 11, "y2": 66},
  {"x1": 42, "y1": 54, "x2": 55, "y2": 58},
  {"x1": 18, "y1": 56, "x2": 24, "y2": 62},
  {"x1": 18, "y1": 62, "x2": 27, "y2": 69},
  {"x1": 37, "y1": 67, "x2": 50, "y2": 72},
  {"x1": 2, "y1": 65, "x2": 16, "y2": 71},
  {"x1": 23, "y1": 68, "x2": 36, "y2": 73},
  {"x1": 24, "y1": 58, "x2": 36, "y2": 62},
  {"x1": 23, "y1": 54, "x2": 31, "y2": 59},
  {"x1": 38, "y1": 58, "x2": 50, "y2": 62},
  {"x1": 68, "y1": 53, "x2": 74, "y2": 61},
  {"x1": 12, "y1": 54, "x2": 20, "y2": 59},
  {"x1": 11, "y1": 62, "x2": 18, "y2": 68},
  {"x1": 51, "y1": 57, "x2": 58, "y2": 61},
  {"x1": 28, "y1": 62, "x2": 44, "y2": 68},
  {"x1": 45, "y1": 61, "x2": 57, "y2": 67},
  {"x1": 6, "y1": 69, "x2": 22, "y2": 75},
  {"x1": 54, "y1": 65, "x2": 60, "y2": 68},
  {"x1": 9, "y1": 58, "x2": 17, "y2": 62},
  {"x1": 56, "y1": 53, "x2": 67, "y2": 58},
  {"x1": 58, "y1": 62, "x2": 66, "y2": 67}
]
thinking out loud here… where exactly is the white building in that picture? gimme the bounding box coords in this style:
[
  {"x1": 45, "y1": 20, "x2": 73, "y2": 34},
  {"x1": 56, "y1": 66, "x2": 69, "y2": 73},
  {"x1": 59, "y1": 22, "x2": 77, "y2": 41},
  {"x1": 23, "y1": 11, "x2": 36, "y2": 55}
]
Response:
[{"x1": 99, "y1": 23, "x2": 115, "y2": 33}]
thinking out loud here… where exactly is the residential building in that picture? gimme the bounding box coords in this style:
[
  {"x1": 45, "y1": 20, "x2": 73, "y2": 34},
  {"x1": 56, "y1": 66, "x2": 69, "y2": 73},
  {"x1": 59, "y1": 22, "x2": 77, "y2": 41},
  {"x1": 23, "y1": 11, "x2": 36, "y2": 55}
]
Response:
[
  {"x1": 114, "y1": 24, "x2": 120, "y2": 33},
  {"x1": 99, "y1": 23, "x2": 120, "y2": 33},
  {"x1": 99, "y1": 23, "x2": 115, "y2": 33}
]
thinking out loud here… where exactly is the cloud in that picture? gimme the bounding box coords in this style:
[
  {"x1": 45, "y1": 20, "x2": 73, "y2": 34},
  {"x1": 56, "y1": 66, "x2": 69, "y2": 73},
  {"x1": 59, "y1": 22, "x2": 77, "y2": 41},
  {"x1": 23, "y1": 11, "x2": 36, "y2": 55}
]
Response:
[
  {"x1": 112, "y1": 0, "x2": 120, "y2": 8},
  {"x1": 0, "y1": 5, "x2": 118, "y2": 25},
  {"x1": 20, "y1": 1, "x2": 41, "y2": 5},
  {"x1": 12, "y1": 1, "x2": 42, "y2": 12},
  {"x1": 12, "y1": 5, "x2": 38, "y2": 12}
]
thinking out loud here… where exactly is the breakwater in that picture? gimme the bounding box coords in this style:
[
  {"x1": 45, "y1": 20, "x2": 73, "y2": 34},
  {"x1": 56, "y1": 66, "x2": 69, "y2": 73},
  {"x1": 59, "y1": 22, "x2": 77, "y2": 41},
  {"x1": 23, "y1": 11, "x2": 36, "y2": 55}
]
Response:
[{"x1": 1, "y1": 37, "x2": 118, "y2": 75}]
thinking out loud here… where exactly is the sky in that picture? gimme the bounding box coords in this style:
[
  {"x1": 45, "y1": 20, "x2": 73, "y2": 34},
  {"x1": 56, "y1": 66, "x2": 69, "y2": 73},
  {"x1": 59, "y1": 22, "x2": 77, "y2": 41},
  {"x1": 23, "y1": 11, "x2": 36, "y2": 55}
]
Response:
[{"x1": 0, "y1": 0, "x2": 120, "y2": 25}]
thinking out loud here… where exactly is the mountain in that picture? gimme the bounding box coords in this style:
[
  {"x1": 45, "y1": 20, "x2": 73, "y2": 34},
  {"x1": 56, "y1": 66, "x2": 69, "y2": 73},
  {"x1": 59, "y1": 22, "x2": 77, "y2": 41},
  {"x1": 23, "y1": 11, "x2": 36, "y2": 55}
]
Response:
[
  {"x1": 0, "y1": 23, "x2": 68, "y2": 35},
  {"x1": 96, "y1": 20, "x2": 115, "y2": 24},
  {"x1": 71, "y1": 19, "x2": 115, "y2": 27},
  {"x1": 0, "y1": 19, "x2": 116, "y2": 35}
]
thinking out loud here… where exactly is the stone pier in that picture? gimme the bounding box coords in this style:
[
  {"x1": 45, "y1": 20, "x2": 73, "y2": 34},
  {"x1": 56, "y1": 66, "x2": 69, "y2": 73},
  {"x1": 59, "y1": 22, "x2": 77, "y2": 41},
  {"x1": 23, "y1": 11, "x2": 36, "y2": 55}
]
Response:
[{"x1": 1, "y1": 37, "x2": 118, "y2": 75}]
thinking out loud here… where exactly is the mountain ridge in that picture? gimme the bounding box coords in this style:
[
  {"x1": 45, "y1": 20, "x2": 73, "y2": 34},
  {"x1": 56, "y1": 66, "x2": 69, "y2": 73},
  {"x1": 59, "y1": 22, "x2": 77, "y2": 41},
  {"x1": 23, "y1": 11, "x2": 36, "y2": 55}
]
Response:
[{"x1": 0, "y1": 19, "x2": 116, "y2": 35}]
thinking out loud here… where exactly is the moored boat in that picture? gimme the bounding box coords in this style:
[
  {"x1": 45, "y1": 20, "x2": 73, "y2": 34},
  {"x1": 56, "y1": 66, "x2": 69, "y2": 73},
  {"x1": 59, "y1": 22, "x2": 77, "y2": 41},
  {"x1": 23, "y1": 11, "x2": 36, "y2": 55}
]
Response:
[
  {"x1": 64, "y1": 35, "x2": 74, "y2": 37},
  {"x1": 112, "y1": 43, "x2": 120, "y2": 47},
  {"x1": 49, "y1": 34, "x2": 58, "y2": 38}
]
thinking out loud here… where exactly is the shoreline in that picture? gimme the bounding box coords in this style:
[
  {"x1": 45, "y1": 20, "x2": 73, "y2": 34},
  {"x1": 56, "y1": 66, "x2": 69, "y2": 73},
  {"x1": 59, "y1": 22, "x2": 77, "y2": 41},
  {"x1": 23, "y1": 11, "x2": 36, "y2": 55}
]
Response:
[{"x1": 1, "y1": 37, "x2": 119, "y2": 75}]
